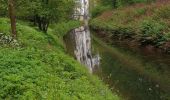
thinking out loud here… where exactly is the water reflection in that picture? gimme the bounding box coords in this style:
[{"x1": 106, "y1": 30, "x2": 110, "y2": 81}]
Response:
[{"x1": 93, "y1": 37, "x2": 170, "y2": 100}]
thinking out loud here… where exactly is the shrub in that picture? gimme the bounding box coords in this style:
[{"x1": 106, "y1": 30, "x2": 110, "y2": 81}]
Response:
[
  {"x1": 53, "y1": 21, "x2": 80, "y2": 37},
  {"x1": 111, "y1": 26, "x2": 135, "y2": 39},
  {"x1": 139, "y1": 19, "x2": 167, "y2": 45},
  {"x1": 155, "y1": 5, "x2": 170, "y2": 19},
  {"x1": 135, "y1": 8, "x2": 147, "y2": 16},
  {"x1": 140, "y1": 19, "x2": 166, "y2": 37},
  {"x1": 91, "y1": 5, "x2": 111, "y2": 18},
  {"x1": 0, "y1": 0, "x2": 8, "y2": 16},
  {"x1": 100, "y1": 0, "x2": 155, "y2": 8},
  {"x1": 163, "y1": 32, "x2": 170, "y2": 41}
]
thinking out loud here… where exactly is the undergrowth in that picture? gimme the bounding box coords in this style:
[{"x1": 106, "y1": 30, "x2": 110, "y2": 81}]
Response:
[
  {"x1": 0, "y1": 18, "x2": 120, "y2": 100},
  {"x1": 90, "y1": 1, "x2": 170, "y2": 50}
]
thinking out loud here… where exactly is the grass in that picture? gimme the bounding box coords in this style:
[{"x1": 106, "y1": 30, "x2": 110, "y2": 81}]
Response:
[
  {"x1": 0, "y1": 18, "x2": 120, "y2": 100},
  {"x1": 90, "y1": 1, "x2": 170, "y2": 48},
  {"x1": 90, "y1": 1, "x2": 170, "y2": 31}
]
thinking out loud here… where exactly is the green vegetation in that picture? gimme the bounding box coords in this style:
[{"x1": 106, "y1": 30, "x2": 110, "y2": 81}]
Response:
[
  {"x1": 90, "y1": 1, "x2": 170, "y2": 51},
  {"x1": 90, "y1": 0, "x2": 112, "y2": 17},
  {"x1": 100, "y1": 0, "x2": 155, "y2": 7},
  {"x1": 90, "y1": 1, "x2": 170, "y2": 99},
  {"x1": 53, "y1": 21, "x2": 81, "y2": 37},
  {"x1": 91, "y1": 0, "x2": 155, "y2": 17},
  {"x1": 0, "y1": 0, "x2": 121, "y2": 99},
  {"x1": 0, "y1": 0, "x2": 75, "y2": 32},
  {"x1": 0, "y1": 18, "x2": 120, "y2": 99},
  {"x1": 2, "y1": 0, "x2": 170, "y2": 99}
]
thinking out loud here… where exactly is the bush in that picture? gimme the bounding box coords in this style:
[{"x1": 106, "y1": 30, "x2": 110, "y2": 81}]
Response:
[
  {"x1": 135, "y1": 8, "x2": 147, "y2": 16},
  {"x1": 155, "y1": 5, "x2": 170, "y2": 19},
  {"x1": 140, "y1": 19, "x2": 167, "y2": 37},
  {"x1": 53, "y1": 21, "x2": 80, "y2": 37},
  {"x1": 139, "y1": 19, "x2": 167, "y2": 45},
  {"x1": 100, "y1": 0, "x2": 155, "y2": 8},
  {"x1": 92, "y1": 5, "x2": 111, "y2": 18},
  {"x1": 163, "y1": 32, "x2": 170, "y2": 41},
  {"x1": 0, "y1": 0, "x2": 8, "y2": 16},
  {"x1": 111, "y1": 26, "x2": 135, "y2": 39}
]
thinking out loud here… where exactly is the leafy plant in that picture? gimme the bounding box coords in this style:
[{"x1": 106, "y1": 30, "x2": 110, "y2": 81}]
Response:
[
  {"x1": 155, "y1": 5, "x2": 170, "y2": 19},
  {"x1": 140, "y1": 19, "x2": 166, "y2": 37},
  {"x1": 139, "y1": 19, "x2": 167, "y2": 45},
  {"x1": 135, "y1": 8, "x2": 147, "y2": 16},
  {"x1": 92, "y1": 5, "x2": 111, "y2": 18},
  {"x1": 0, "y1": 18, "x2": 119, "y2": 100}
]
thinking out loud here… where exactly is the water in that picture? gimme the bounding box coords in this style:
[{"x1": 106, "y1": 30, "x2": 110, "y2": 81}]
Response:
[
  {"x1": 65, "y1": 0, "x2": 169, "y2": 99},
  {"x1": 93, "y1": 36, "x2": 170, "y2": 100},
  {"x1": 64, "y1": 0, "x2": 99, "y2": 72}
]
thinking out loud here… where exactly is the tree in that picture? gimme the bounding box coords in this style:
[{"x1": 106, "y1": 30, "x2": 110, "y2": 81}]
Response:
[
  {"x1": 33, "y1": 0, "x2": 74, "y2": 32},
  {"x1": 18, "y1": 0, "x2": 75, "y2": 33},
  {"x1": 113, "y1": 0, "x2": 117, "y2": 8},
  {"x1": 2, "y1": 0, "x2": 75, "y2": 33},
  {"x1": 0, "y1": 0, "x2": 8, "y2": 16},
  {"x1": 8, "y1": 0, "x2": 17, "y2": 39}
]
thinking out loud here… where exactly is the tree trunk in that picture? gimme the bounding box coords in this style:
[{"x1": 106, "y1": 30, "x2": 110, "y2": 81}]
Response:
[
  {"x1": 113, "y1": 0, "x2": 117, "y2": 8},
  {"x1": 42, "y1": 18, "x2": 49, "y2": 33},
  {"x1": 8, "y1": 0, "x2": 17, "y2": 39}
]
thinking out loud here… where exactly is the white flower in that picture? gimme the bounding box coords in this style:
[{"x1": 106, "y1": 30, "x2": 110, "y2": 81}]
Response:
[
  {"x1": 156, "y1": 84, "x2": 159, "y2": 88},
  {"x1": 148, "y1": 88, "x2": 152, "y2": 91}
]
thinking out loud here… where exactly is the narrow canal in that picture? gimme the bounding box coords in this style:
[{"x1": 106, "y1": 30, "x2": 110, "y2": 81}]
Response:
[{"x1": 93, "y1": 36, "x2": 170, "y2": 100}]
